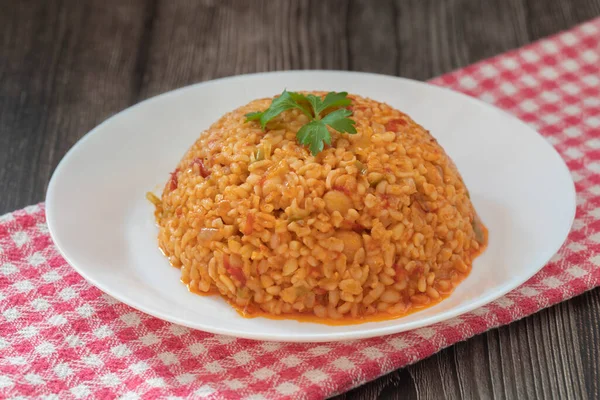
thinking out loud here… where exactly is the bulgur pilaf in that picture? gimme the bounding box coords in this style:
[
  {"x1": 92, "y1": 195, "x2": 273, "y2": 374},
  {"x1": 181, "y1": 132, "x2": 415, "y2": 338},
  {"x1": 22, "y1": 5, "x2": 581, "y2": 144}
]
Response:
[{"x1": 148, "y1": 92, "x2": 487, "y2": 323}]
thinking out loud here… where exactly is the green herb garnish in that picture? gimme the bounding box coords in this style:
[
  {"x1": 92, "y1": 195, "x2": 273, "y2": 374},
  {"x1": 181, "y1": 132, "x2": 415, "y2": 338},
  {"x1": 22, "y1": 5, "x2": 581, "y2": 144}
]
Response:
[{"x1": 246, "y1": 90, "x2": 357, "y2": 156}]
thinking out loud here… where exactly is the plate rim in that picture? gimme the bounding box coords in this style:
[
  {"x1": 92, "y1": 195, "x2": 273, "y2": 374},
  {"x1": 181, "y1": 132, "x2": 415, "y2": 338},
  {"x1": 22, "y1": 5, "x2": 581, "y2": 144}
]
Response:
[{"x1": 45, "y1": 70, "x2": 577, "y2": 342}]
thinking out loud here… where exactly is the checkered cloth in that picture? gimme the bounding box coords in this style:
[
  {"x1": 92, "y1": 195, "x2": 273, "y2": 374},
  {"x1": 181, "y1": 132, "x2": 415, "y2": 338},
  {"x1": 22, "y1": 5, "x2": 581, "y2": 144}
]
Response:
[{"x1": 1, "y1": 18, "x2": 599, "y2": 400}]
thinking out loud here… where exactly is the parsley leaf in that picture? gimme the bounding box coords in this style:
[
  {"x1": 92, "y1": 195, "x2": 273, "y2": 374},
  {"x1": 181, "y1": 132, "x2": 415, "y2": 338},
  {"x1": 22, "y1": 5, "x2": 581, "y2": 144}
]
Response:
[
  {"x1": 246, "y1": 90, "x2": 356, "y2": 155},
  {"x1": 245, "y1": 111, "x2": 263, "y2": 121},
  {"x1": 318, "y1": 91, "x2": 352, "y2": 114},
  {"x1": 321, "y1": 108, "x2": 357, "y2": 134},
  {"x1": 288, "y1": 91, "x2": 310, "y2": 104},
  {"x1": 304, "y1": 92, "x2": 352, "y2": 117},
  {"x1": 246, "y1": 90, "x2": 311, "y2": 129},
  {"x1": 296, "y1": 121, "x2": 330, "y2": 156}
]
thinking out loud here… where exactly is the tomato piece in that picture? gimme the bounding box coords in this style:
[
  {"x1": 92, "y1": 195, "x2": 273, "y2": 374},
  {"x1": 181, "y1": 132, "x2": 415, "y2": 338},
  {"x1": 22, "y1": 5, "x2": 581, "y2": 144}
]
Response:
[
  {"x1": 169, "y1": 168, "x2": 180, "y2": 191},
  {"x1": 244, "y1": 213, "x2": 255, "y2": 235},
  {"x1": 385, "y1": 118, "x2": 407, "y2": 132},
  {"x1": 191, "y1": 158, "x2": 211, "y2": 178},
  {"x1": 224, "y1": 254, "x2": 246, "y2": 285},
  {"x1": 228, "y1": 267, "x2": 246, "y2": 285},
  {"x1": 313, "y1": 287, "x2": 326, "y2": 295},
  {"x1": 351, "y1": 223, "x2": 366, "y2": 234},
  {"x1": 394, "y1": 265, "x2": 407, "y2": 281}
]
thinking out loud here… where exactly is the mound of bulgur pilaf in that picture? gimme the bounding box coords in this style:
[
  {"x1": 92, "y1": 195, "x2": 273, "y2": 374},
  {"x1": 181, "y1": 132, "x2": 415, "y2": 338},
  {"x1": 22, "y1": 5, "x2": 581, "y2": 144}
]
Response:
[{"x1": 149, "y1": 92, "x2": 487, "y2": 323}]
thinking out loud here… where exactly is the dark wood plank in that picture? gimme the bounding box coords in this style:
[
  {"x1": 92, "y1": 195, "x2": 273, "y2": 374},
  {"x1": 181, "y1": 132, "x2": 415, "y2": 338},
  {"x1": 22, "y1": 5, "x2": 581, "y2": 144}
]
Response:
[
  {"x1": 525, "y1": 0, "x2": 600, "y2": 39},
  {"x1": 138, "y1": 0, "x2": 352, "y2": 101},
  {"x1": 1, "y1": 0, "x2": 599, "y2": 399},
  {"x1": 0, "y1": 0, "x2": 149, "y2": 215}
]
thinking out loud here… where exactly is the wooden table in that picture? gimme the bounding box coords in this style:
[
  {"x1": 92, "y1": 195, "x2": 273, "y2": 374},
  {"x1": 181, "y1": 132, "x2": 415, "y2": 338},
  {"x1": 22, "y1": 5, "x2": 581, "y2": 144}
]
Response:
[{"x1": 2, "y1": 1, "x2": 599, "y2": 398}]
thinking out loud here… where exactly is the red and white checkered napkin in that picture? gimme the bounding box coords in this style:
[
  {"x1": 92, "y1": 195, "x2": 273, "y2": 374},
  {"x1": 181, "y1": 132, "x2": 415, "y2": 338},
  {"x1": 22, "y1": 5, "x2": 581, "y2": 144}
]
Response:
[{"x1": 1, "y1": 19, "x2": 599, "y2": 400}]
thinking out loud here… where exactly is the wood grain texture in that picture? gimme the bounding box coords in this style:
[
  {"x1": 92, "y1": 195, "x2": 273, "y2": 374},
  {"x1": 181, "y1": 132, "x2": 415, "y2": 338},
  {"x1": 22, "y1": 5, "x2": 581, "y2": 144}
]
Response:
[{"x1": 1, "y1": 0, "x2": 599, "y2": 398}]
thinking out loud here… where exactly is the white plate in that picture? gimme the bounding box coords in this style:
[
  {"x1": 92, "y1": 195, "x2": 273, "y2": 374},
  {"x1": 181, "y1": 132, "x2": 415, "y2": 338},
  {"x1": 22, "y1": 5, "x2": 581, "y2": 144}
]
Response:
[{"x1": 46, "y1": 71, "x2": 575, "y2": 342}]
